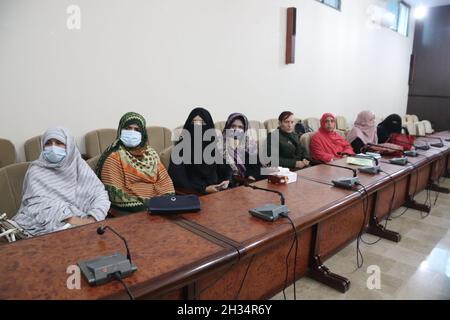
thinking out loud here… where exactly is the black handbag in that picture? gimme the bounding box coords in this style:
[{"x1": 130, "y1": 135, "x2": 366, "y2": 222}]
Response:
[{"x1": 148, "y1": 195, "x2": 201, "y2": 215}]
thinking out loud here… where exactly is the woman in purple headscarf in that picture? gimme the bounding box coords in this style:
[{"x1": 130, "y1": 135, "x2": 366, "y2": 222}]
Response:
[
  {"x1": 222, "y1": 113, "x2": 262, "y2": 187},
  {"x1": 346, "y1": 111, "x2": 378, "y2": 154}
]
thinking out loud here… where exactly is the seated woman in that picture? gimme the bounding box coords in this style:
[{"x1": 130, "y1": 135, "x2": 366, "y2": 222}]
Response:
[
  {"x1": 377, "y1": 114, "x2": 403, "y2": 143},
  {"x1": 13, "y1": 127, "x2": 110, "y2": 236},
  {"x1": 222, "y1": 113, "x2": 262, "y2": 186},
  {"x1": 168, "y1": 107, "x2": 232, "y2": 194},
  {"x1": 96, "y1": 112, "x2": 175, "y2": 212},
  {"x1": 267, "y1": 111, "x2": 310, "y2": 170},
  {"x1": 346, "y1": 111, "x2": 378, "y2": 154},
  {"x1": 310, "y1": 113, "x2": 355, "y2": 163}
]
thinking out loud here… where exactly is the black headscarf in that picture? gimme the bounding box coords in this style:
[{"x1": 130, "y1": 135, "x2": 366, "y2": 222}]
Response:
[
  {"x1": 377, "y1": 114, "x2": 402, "y2": 143},
  {"x1": 169, "y1": 107, "x2": 227, "y2": 193}
]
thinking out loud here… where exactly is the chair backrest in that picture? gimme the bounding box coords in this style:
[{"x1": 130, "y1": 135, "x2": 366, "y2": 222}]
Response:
[
  {"x1": 415, "y1": 122, "x2": 426, "y2": 136},
  {"x1": 422, "y1": 120, "x2": 434, "y2": 134},
  {"x1": 0, "y1": 138, "x2": 16, "y2": 169},
  {"x1": 401, "y1": 115, "x2": 407, "y2": 126},
  {"x1": 215, "y1": 120, "x2": 266, "y2": 143},
  {"x1": 303, "y1": 118, "x2": 320, "y2": 132},
  {"x1": 84, "y1": 129, "x2": 117, "y2": 159},
  {"x1": 299, "y1": 132, "x2": 315, "y2": 159},
  {"x1": 86, "y1": 155, "x2": 100, "y2": 172},
  {"x1": 263, "y1": 118, "x2": 302, "y2": 132},
  {"x1": 159, "y1": 146, "x2": 173, "y2": 170},
  {"x1": 336, "y1": 129, "x2": 347, "y2": 139},
  {"x1": 404, "y1": 121, "x2": 416, "y2": 136},
  {"x1": 147, "y1": 126, "x2": 172, "y2": 154},
  {"x1": 335, "y1": 116, "x2": 348, "y2": 131},
  {"x1": 214, "y1": 121, "x2": 226, "y2": 132},
  {"x1": 24, "y1": 135, "x2": 42, "y2": 162},
  {"x1": 0, "y1": 162, "x2": 31, "y2": 218},
  {"x1": 410, "y1": 114, "x2": 419, "y2": 123},
  {"x1": 171, "y1": 125, "x2": 184, "y2": 143},
  {"x1": 248, "y1": 120, "x2": 266, "y2": 143},
  {"x1": 263, "y1": 119, "x2": 279, "y2": 132},
  {"x1": 375, "y1": 116, "x2": 384, "y2": 126}
]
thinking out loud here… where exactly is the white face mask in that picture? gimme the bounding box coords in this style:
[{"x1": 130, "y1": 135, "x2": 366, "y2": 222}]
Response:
[
  {"x1": 120, "y1": 129, "x2": 142, "y2": 148},
  {"x1": 43, "y1": 145, "x2": 67, "y2": 163}
]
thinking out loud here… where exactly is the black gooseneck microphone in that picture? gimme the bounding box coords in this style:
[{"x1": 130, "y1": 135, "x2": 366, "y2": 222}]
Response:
[
  {"x1": 310, "y1": 160, "x2": 360, "y2": 189},
  {"x1": 97, "y1": 226, "x2": 132, "y2": 264},
  {"x1": 245, "y1": 183, "x2": 286, "y2": 205},
  {"x1": 234, "y1": 175, "x2": 289, "y2": 221},
  {"x1": 311, "y1": 159, "x2": 358, "y2": 177},
  {"x1": 235, "y1": 175, "x2": 298, "y2": 299}
]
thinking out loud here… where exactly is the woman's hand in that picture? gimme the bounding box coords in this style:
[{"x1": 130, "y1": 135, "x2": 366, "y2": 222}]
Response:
[
  {"x1": 205, "y1": 185, "x2": 219, "y2": 194},
  {"x1": 217, "y1": 180, "x2": 230, "y2": 190},
  {"x1": 296, "y1": 160, "x2": 308, "y2": 169},
  {"x1": 65, "y1": 216, "x2": 96, "y2": 226}
]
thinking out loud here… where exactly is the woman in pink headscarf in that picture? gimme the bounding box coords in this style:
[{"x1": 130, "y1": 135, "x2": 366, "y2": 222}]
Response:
[
  {"x1": 346, "y1": 111, "x2": 378, "y2": 154},
  {"x1": 310, "y1": 113, "x2": 355, "y2": 163}
]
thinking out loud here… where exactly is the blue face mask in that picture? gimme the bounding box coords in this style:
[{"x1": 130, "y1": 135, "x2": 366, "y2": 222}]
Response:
[
  {"x1": 120, "y1": 129, "x2": 142, "y2": 148},
  {"x1": 43, "y1": 145, "x2": 67, "y2": 163}
]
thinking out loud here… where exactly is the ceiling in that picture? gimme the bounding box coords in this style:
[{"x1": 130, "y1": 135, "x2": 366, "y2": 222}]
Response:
[{"x1": 406, "y1": 0, "x2": 450, "y2": 7}]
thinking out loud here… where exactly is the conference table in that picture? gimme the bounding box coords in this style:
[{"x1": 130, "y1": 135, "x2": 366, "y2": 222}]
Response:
[{"x1": 0, "y1": 131, "x2": 449, "y2": 299}]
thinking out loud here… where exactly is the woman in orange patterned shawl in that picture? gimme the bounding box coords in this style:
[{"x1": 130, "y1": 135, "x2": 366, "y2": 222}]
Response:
[{"x1": 96, "y1": 112, "x2": 175, "y2": 212}]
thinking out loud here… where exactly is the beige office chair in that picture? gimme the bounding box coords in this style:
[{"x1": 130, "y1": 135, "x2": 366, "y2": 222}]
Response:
[
  {"x1": 159, "y1": 146, "x2": 174, "y2": 170},
  {"x1": 415, "y1": 122, "x2": 426, "y2": 137},
  {"x1": 0, "y1": 138, "x2": 16, "y2": 169},
  {"x1": 84, "y1": 129, "x2": 116, "y2": 159},
  {"x1": 24, "y1": 135, "x2": 42, "y2": 162},
  {"x1": 422, "y1": 120, "x2": 434, "y2": 134},
  {"x1": 86, "y1": 155, "x2": 100, "y2": 172},
  {"x1": 303, "y1": 118, "x2": 320, "y2": 132},
  {"x1": 335, "y1": 116, "x2": 349, "y2": 131},
  {"x1": 404, "y1": 121, "x2": 416, "y2": 136},
  {"x1": 0, "y1": 162, "x2": 30, "y2": 219},
  {"x1": 299, "y1": 132, "x2": 315, "y2": 159}
]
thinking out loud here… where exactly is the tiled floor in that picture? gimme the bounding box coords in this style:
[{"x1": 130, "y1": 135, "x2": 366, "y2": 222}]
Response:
[{"x1": 272, "y1": 178, "x2": 450, "y2": 300}]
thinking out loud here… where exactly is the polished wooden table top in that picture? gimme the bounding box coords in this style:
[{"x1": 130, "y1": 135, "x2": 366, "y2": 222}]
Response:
[{"x1": 0, "y1": 213, "x2": 237, "y2": 299}]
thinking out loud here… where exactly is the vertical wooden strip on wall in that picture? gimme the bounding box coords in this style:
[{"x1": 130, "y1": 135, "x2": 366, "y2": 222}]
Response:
[{"x1": 286, "y1": 7, "x2": 297, "y2": 64}]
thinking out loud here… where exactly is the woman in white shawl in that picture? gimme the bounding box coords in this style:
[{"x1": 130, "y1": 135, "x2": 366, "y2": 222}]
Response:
[{"x1": 12, "y1": 127, "x2": 110, "y2": 236}]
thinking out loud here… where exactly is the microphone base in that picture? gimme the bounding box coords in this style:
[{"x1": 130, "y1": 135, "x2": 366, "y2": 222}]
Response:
[
  {"x1": 430, "y1": 143, "x2": 444, "y2": 148},
  {"x1": 78, "y1": 252, "x2": 137, "y2": 286},
  {"x1": 331, "y1": 177, "x2": 360, "y2": 189},
  {"x1": 404, "y1": 150, "x2": 418, "y2": 157},
  {"x1": 389, "y1": 157, "x2": 408, "y2": 166},
  {"x1": 249, "y1": 204, "x2": 289, "y2": 222},
  {"x1": 445, "y1": 138, "x2": 450, "y2": 142},
  {"x1": 414, "y1": 145, "x2": 430, "y2": 151},
  {"x1": 358, "y1": 166, "x2": 381, "y2": 175}
]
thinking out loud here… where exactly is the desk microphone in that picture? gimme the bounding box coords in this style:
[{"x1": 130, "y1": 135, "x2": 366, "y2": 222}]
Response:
[
  {"x1": 367, "y1": 143, "x2": 408, "y2": 165},
  {"x1": 97, "y1": 226, "x2": 132, "y2": 263},
  {"x1": 338, "y1": 152, "x2": 381, "y2": 174},
  {"x1": 78, "y1": 226, "x2": 137, "y2": 287},
  {"x1": 311, "y1": 160, "x2": 360, "y2": 189},
  {"x1": 415, "y1": 136, "x2": 444, "y2": 148},
  {"x1": 235, "y1": 175, "x2": 289, "y2": 222}
]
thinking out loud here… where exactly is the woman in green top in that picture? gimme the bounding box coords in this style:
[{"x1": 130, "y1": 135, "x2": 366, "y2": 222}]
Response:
[{"x1": 267, "y1": 111, "x2": 310, "y2": 170}]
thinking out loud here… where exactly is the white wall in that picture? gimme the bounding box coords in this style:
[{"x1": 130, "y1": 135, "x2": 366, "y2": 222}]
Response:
[{"x1": 0, "y1": 0, "x2": 415, "y2": 161}]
